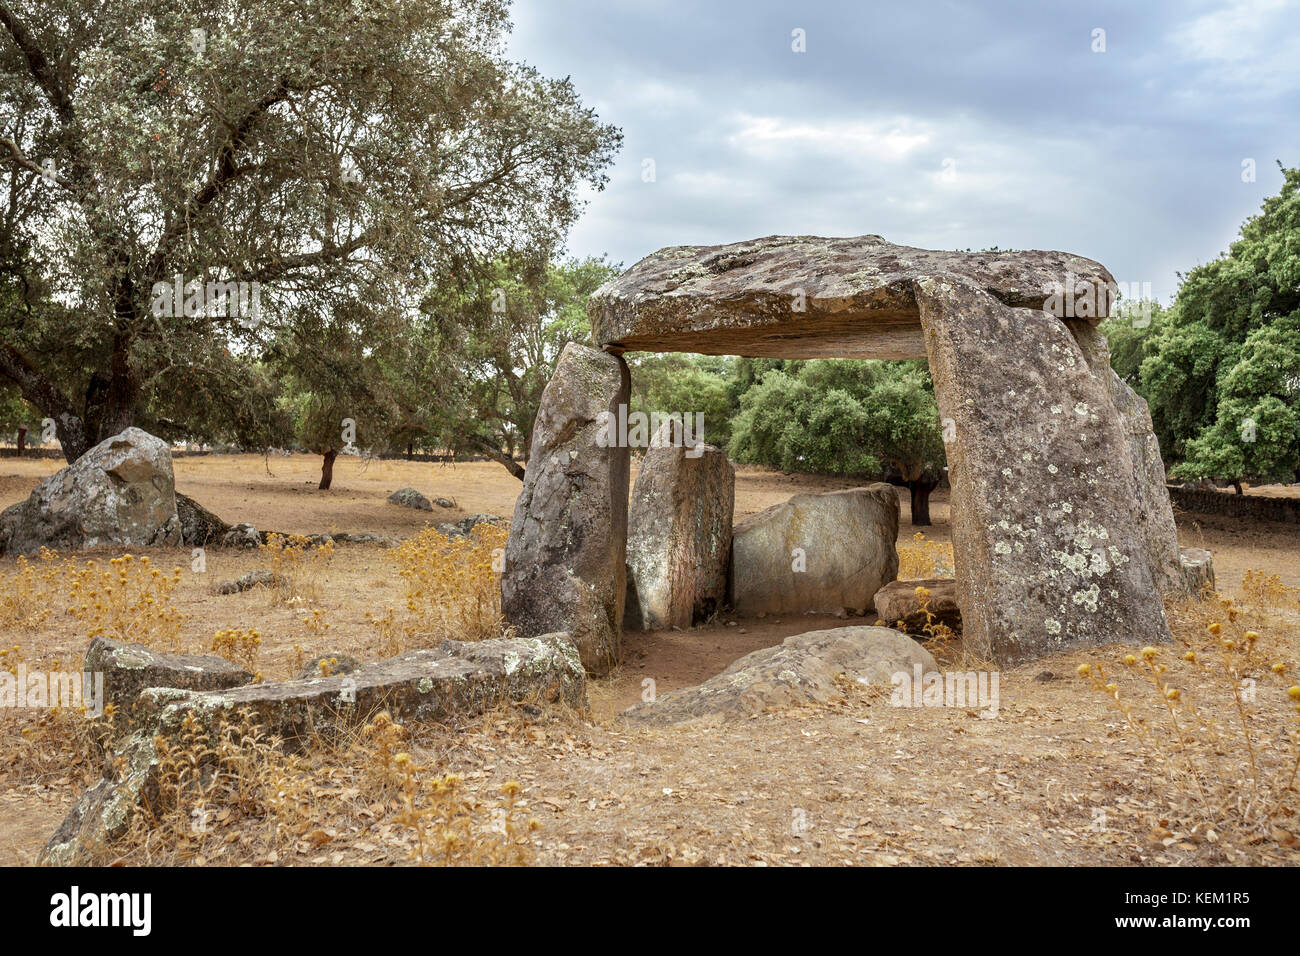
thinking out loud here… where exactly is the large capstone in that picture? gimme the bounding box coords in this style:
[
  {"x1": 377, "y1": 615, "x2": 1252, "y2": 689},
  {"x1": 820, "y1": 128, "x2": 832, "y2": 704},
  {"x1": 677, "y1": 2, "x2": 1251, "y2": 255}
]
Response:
[
  {"x1": 0, "y1": 427, "x2": 181, "y2": 555},
  {"x1": 590, "y1": 234, "x2": 1116, "y2": 360},
  {"x1": 625, "y1": 419, "x2": 734, "y2": 630},
  {"x1": 501, "y1": 343, "x2": 631, "y2": 673},
  {"x1": 729, "y1": 485, "x2": 900, "y2": 616}
]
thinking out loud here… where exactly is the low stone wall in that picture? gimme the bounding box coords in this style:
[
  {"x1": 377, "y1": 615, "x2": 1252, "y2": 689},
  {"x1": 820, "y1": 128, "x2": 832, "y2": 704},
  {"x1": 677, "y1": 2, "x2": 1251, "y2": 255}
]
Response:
[{"x1": 1167, "y1": 486, "x2": 1300, "y2": 524}]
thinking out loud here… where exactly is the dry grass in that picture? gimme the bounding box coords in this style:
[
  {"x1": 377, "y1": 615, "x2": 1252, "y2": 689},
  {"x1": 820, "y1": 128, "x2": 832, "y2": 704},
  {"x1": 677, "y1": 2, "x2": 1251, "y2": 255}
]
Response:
[
  {"x1": 1076, "y1": 573, "x2": 1300, "y2": 841},
  {"x1": 94, "y1": 706, "x2": 538, "y2": 867},
  {"x1": 897, "y1": 532, "x2": 954, "y2": 579},
  {"x1": 258, "y1": 533, "x2": 336, "y2": 606},
  {"x1": 364, "y1": 523, "x2": 509, "y2": 656}
]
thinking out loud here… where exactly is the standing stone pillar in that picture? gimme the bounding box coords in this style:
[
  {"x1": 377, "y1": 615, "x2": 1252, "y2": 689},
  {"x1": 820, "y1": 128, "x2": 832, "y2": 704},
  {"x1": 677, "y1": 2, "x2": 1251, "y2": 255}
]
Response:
[
  {"x1": 502, "y1": 343, "x2": 631, "y2": 674},
  {"x1": 913, "y1": 276, "x2": 1173, "y2": 665},
  {"x1": 625, "y1": 419, "x2": 735, "y2": 630},
  {"x1": 1065, "y1": 320, "x2": 1185, "y2": 596}
]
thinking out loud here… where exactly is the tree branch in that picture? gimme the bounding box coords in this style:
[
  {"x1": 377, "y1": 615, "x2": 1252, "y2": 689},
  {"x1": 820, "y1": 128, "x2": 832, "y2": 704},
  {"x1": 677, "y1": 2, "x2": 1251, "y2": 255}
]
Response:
[
  {"x1": 146, "y1": 77, "x2": 295, "y2": 284},
  {"x1": 0, "y1": 4, "x2": 74, "y2": 124}
]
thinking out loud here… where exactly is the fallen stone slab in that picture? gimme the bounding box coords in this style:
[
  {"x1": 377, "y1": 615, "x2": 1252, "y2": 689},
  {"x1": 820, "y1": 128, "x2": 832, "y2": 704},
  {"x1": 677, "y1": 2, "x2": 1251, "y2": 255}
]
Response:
[
  {"x1": 622, "y1": 626, "x2": 937, "y2": 726},
  {"x1": 388, "y1": 487, "x2": 433, "y2": 511},
  {"x1": 1179, "y1": 548, "x2": 1216, "y2": 596},
  {"x1": 873, "y1": 578, "x2": 962, "y2": 635},
  {"x1": 729, "y1": 485, "x2": 899, "y2": 616},
  {"x1": 85, "y1": 636, "x2": 254, "y2": 724},
  {"x1": 0, "y1": 427, "x2": 181, "y2": 556},
  {"x1": 215, "y1": 569, "x2": 285, "y2": 595},
  {"x1": 41, "y1": 632, "x2": 584, "y2": 865}
]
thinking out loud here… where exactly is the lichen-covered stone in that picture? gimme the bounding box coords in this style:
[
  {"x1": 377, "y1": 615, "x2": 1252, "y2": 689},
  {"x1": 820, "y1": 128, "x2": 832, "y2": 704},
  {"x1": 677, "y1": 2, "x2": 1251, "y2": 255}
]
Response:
[
  {"x1": 0, "y1": 427, "x2": 181, "y2": 555},
  {"x1": 501, "y1": 343, "x2": 631, "y2": 673},
  {"x1": 590, "y1": 234, "x2": 1115, "y2": 359},
  {"x1": 1066, "y1": 320, "x2": 1183, "y2": 596},
  {"x1": 915, "y1": 275, "x2": 1173, "y2": 664},
  {"x1": 41, "y1": 633, "x2": 585, "y2": 865},
  {"x1": 387, "y1": 487, "x2": 433, "y2": 511},
  {"x1": 873, "y1": 578, "x2": 962, "y2": 635},
  {"x1": 622, "y1": 625, "x2": 937, "y2": 726},
  {"x1": 729, "y1": 486, "x2": 899, "y2": 616},
  {"x1": 625, "y1": 419, "x2": 734, "y2": 630},
  {"x1": 86, "y1": 636, "x2": 254, "y2": 724}
]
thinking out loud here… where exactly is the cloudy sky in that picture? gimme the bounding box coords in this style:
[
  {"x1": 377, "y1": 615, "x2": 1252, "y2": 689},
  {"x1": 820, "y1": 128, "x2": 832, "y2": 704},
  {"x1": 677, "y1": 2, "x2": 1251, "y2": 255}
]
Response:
[{"x1": 507, "y1": 0, "x2": 1300, "y2": 303}]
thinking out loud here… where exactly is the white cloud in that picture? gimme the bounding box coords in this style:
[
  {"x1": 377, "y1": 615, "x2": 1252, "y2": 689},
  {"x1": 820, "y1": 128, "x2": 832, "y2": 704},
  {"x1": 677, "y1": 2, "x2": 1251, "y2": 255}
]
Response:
[
  {"x1": 728, "y1": 114, "x2": 933, "y2": 162},
  {"x1": 1172, "y1": 0, "x2": 1300, "y2": 91}
]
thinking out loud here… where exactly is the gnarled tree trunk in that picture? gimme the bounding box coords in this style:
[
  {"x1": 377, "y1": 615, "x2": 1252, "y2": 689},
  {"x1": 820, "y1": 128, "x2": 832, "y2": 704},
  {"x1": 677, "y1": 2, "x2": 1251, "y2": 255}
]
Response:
[
  {"x1": 908, "y1": 476, "x2": 939, "y2": 526},
  {"x1": 319, "y1": 449, "x2": 337, "y2": 489}
]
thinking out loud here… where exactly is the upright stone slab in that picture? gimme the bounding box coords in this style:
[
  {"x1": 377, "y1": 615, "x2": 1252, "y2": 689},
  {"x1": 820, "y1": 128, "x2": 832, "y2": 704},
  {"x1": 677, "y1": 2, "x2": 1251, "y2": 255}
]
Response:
[
  {"x1": 501, "y1": 343, "x2": 631, "y2": 673},
  {"x1": 1066, "y1": 320, "x2": 1184, "y2": 596},
  {"x1": 625, "y1": 419, "x2": 735, "y2": 630},
  {"x1": 914, "y1": 276, "x2": 1172, "y2": 664}
]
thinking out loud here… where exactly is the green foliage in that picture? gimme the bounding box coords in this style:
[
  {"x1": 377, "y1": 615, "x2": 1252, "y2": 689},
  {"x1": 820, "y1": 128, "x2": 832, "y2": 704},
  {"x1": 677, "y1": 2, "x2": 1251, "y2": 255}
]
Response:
[
  {"x1": 1099, "y1": 300, "x2": 1168, "y2": 387},
  {"x1": 728, "y1": 359, "x2": 945, "y2": 480},
  {"x1": 1170, "y1": 312, "x2": 1300, "y2": 484},
  {"x1": 407, "y1": 255, "x2": 619, "y2": 474},
  {"x1": 1133, "y1": 164, "x2": 1300, "y2": 483},
  {"x1": 0, "y1": 0, "x2": 620, "y2": 460},
  {"x1": 0, "y1": 383, "x2": 38, "y2": 442},
  {"x1": 626, "y1": 353, "x2": 736, "y2": 448}
]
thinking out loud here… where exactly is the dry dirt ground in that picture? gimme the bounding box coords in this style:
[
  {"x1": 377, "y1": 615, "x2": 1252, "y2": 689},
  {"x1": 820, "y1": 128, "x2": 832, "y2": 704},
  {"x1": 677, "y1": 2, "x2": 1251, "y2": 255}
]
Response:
[{"x1": 1, "y1": 452, "x2": 1298, "y2": 866}]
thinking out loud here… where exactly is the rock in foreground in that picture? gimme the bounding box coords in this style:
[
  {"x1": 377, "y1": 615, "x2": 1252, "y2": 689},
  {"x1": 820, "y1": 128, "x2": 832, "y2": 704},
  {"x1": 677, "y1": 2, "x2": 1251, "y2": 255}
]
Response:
[
  {"x1": 41, "y1": 633, "x2": 585, "y2": 865},
  {"x1": 86, "y1": 636, "x2": 254, "y2": 723},
  {"x1": 622, "y1": 626, "x2": 937, "y2": 726}
]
